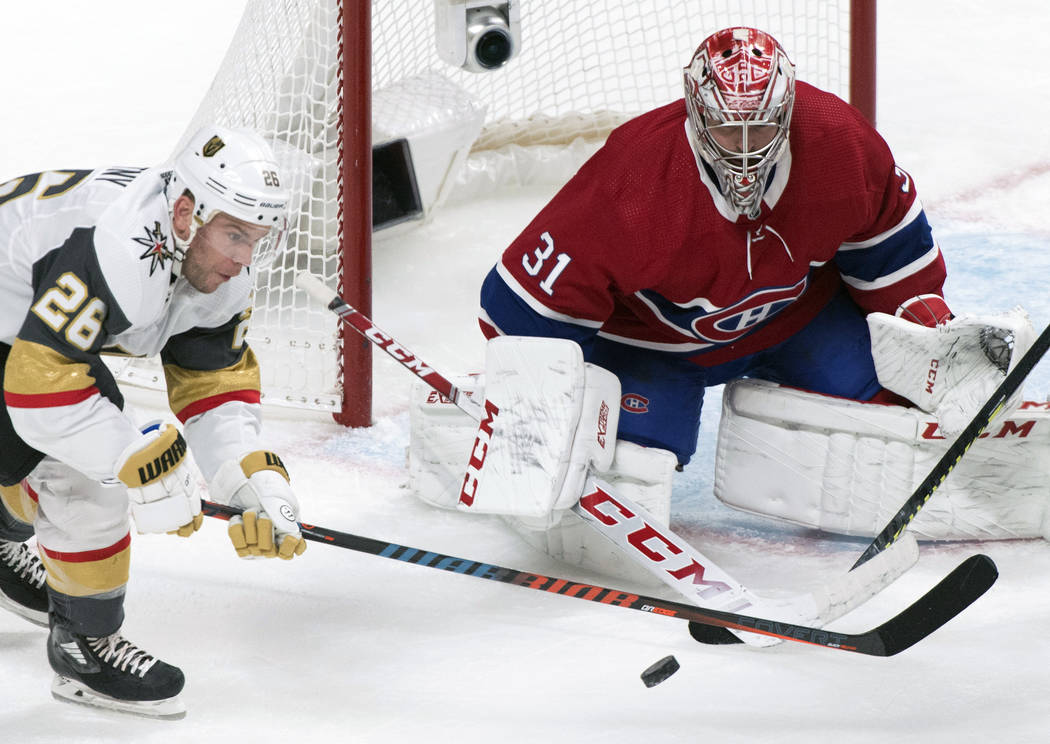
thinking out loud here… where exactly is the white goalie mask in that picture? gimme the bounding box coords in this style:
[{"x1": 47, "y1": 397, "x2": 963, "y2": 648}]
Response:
[
  {"x1": 684, "y1": 27, "x2": 795, "y2": 219},
  {"x1": 165, "y1": 125, "x2": 291, "y2": 270}
]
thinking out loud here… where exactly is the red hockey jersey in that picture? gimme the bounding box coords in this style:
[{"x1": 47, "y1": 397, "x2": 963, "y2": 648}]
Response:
[{"x1": 480, "y1": 82, "x2": 946, "y2": 366}]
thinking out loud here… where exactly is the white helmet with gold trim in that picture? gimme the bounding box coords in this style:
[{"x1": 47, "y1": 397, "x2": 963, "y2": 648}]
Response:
[{"x1": 166, "y1": 125, "x2": 290, "y2": 265}]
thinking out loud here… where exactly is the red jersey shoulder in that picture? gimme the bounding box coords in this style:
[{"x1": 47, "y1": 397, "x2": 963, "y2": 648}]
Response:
[
  {"x1": 500, "y1": 100, "x2": 703, "y2": 289},
  {"x1": 788, "y1": 83, "x2": 901, "y2": 199},
  {"x1": 777, "y1": 83, "x2": 915, "y2": 240},
  {"x1": 581, "y1": 100, "x2": 697, "y2": 200},
  {"x1": 604, "y1": 100, "x2": 688, "y2": 152}
]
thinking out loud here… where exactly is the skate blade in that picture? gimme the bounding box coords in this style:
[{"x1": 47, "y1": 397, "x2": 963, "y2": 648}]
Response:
[
  {"x1": 0, "y1": 592, "x2": 48, "y2": 627},
  {"x1": 51, "y1": 675, "x2": 186, "y2": 720}
]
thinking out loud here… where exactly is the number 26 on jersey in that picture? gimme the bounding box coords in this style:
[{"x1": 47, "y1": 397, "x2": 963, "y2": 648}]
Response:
[{"x1": 31, "y1": 272, "x2": 106, "y2": 351}]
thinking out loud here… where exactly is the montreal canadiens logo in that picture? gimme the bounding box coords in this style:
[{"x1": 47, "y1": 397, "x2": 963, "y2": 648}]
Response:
[
  {"x1": 621, "y1": 393, "x2": 650, "y2": 414},
  {"x1": 690, "y1": 278, "x2": 807, "y2": 344}
]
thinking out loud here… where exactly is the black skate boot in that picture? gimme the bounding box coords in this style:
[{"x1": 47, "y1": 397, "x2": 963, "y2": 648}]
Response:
[
  {"x1": 47, "y1": 624, "x2": 186, "y2": 719},
  {"x1": 0, "y1": 539, "x2": 48, "y2": 626}
]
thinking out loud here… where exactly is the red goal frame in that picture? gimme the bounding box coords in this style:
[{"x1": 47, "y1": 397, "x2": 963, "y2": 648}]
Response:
[{"x1": 337, "y1": 0, "x2": 877, "y2": 427}]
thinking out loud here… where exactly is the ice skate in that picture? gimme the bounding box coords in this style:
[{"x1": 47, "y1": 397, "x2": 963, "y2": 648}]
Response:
[
  {"x1": 47, "y1": 624, "x2": 186, "y2": 719},
  {"x1": 0, "y1": 539, "x2": 48, "y2": 627}
]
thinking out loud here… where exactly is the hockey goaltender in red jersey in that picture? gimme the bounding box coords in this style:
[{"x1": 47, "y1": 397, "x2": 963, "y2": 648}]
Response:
[
  {"x1": 405, "y1": 26, "x2": 1039, "y2": 637},
  {"x1": 480, "y1": 25, "x2": 958, "y2": 462},
  {"x1": 0, "y1": 126, "x2": 307, "y2": 718},
  {"x1": 476, "y1": 25, "x2": 1033, "y2": 482}
]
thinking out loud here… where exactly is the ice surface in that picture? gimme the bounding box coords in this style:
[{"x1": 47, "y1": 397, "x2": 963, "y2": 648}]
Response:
[{"x1": 2, "y1": 2, "x2": 1050, "y2": 742}]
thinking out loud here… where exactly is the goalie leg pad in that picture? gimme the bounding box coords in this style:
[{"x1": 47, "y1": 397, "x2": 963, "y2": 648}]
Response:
[
  {"x1": 407, "y1": 336, "x2": 620, "y2": 525},
  {"x1": 407, "y1": 372, "x2": 678, "y2": 581},
  {"x1": 714, "y1": 378, "x2": 1050, "y2": 540},
  {"x1": 407, "y1": 373, "x2": 484, "y2": 510},
  {"x1": 504, "y1": 441, "x2": 677, "y2": 585},
  {"x1": 458, "y1": 336, "x2": 620, "y2": 522}
]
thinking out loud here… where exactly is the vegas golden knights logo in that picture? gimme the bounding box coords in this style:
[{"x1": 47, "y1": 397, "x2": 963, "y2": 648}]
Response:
[{"x1": 202, "y1": 135, "x2": 226, "y2": 157}]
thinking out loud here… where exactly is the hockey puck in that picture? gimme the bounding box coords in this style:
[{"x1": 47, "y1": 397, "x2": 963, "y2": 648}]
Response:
[{"x1": 640, "y1": 655, "x2": 680, "y2": 688}]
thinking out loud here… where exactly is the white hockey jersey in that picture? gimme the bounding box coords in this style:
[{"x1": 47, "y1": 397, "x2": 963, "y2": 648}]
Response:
[{"x1": 0, "y1": 166, "x2": 264, "y2": 485}]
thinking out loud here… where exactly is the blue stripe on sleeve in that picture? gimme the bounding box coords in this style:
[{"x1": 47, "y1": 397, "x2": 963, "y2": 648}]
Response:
[
  {"x1": 835, "y1": 210, "x2": 935, "y2": 282},
  {"x1": 479, "y1": 267, "x2": 598, "y2": 352}
]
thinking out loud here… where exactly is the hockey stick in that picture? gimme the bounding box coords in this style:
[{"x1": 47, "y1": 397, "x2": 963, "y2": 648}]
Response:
[
  {"x1": 295, "y1": 271, "x2": 915, "y2": 643},
  {"x1": 200, "y1": 499, "x2": 994, "y2": 657},
  {"x1": 852, "y1": 320, "x2": 1050, "y2": 569}
]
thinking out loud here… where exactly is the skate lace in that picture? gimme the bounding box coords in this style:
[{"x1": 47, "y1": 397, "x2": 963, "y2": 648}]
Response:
[
  {"x1": 0, "y1": 541, "x2": 47, "y2": 589},
  {"x1": 87, "y1": 634, "x2": 160, "y2": 678}
]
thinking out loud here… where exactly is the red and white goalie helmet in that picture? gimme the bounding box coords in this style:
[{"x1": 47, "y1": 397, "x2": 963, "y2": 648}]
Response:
[
  {"x1": 166, "y1": 124, "x2": 291, "y2": 265},
  {"x1": 683, "y1": 27, "x2": 796, "y2": 218}
]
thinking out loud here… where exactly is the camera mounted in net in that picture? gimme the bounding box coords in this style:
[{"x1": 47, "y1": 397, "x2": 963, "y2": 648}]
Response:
[{"x1": 435, "y1": 0, "x2": 520, "y2": 72}]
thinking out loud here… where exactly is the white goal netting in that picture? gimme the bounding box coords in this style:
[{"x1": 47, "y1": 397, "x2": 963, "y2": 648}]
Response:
[{"x1": 110, "y1": 0, "x2": 862, "y2": 417}]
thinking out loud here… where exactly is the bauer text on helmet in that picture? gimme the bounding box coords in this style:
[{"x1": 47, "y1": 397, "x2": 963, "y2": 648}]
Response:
[{"x1": 683, "y1": 27, "x2": 796, "y2": 219}]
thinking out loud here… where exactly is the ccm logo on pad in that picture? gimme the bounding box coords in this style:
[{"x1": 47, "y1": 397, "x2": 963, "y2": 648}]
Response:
[{"x1": 459, "y1": 399, "x2": 500, "y2": 507}]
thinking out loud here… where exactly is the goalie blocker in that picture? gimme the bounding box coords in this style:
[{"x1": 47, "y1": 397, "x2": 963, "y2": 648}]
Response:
[{"x1": 408, "y1": 337, "x2": 677, "y2": 584}]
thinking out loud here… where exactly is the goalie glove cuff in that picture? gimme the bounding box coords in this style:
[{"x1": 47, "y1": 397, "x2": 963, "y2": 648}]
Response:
[{"x1": 895, "y1": 294, "x2": 952, "y2": 327}]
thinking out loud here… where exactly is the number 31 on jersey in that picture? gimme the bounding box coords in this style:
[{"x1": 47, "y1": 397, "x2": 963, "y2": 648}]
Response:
[{"x1": 521, "y1": 231, "x2": 572, "y2": 296}]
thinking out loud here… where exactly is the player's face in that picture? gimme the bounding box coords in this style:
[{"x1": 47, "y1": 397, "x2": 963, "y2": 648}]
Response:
[
  {"x1": 705, "y1": 121, "x2": 779, "y2": 157},
  {"x1": 182, "y1": 213, "x2": 272, "y2": 293}
]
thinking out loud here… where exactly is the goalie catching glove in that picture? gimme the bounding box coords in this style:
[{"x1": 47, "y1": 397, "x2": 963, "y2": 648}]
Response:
[
  {"x1": 115, "y1": 422, "x2": 203, "y2": 537},
  {"x1": 868, "y1": 302, "x2": 1036, "y2": 436},
  {"x1": 210, "y1": 451, "x2": 306, "y2": 560}
]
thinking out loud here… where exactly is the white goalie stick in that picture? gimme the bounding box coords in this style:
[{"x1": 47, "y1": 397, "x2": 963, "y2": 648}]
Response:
[{"x1": 296, "y1": 271, "x2": 919, "y2": 645}]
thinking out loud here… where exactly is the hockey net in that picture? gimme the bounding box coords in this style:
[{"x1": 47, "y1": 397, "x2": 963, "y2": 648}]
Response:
[{"x1": 109, "y1": 0, "x2": 875, "y2": 423}]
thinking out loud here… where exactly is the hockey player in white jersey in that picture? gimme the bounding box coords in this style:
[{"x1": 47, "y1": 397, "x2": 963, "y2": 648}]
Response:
[{"x1": 0, "y1": 125, "x2": 305, "y2": 718}]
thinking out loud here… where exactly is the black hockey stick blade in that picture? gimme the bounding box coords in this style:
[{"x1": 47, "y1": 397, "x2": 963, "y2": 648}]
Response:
[
  {"x1": 688, "y1": 622, "x2": 744, "y2": 645},
  {"x1": 683, "y1": 554, "x2": 996, "y2": 656},
  {"x1": 202, "y1": 501, "x2": 995, "y2": 657},
  {"x1": 853, "y1": 320, "x2": 1050, "y2": 570},
  {"x1": 859, "y1": 553, "x2": 997, "y2": 656}
]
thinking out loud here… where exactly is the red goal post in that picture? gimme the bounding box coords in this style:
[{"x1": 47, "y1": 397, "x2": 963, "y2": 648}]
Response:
[{"x1": 155, "y1": 0, "x2": 876, "y2": 427}]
